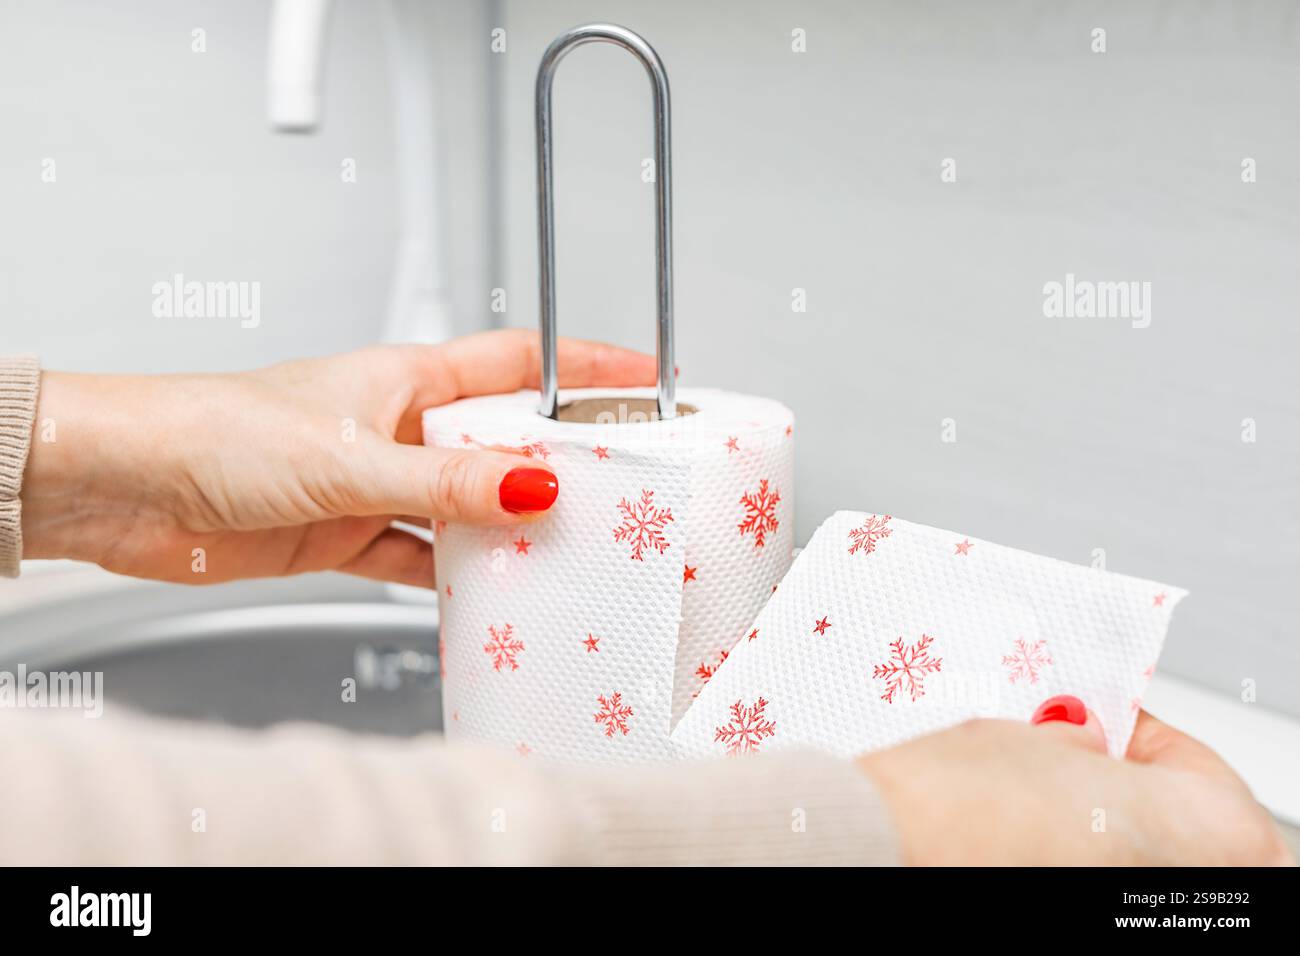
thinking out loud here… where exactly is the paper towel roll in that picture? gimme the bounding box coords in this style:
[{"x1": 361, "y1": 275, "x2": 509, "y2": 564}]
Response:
[{"x1": 423, "y1": 387, "x2": 795, "y2": 762}]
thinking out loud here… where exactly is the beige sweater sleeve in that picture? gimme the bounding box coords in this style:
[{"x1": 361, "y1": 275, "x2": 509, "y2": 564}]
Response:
[
  {"x1": 0, "y1": 709, "x2": 897, "y2": 866},
  {"x1": 0, "y1": 354, "x2": 898, "y2": 865},
  {"x1": 0, "y1": 355, "x2": 40, "y2": 577}
]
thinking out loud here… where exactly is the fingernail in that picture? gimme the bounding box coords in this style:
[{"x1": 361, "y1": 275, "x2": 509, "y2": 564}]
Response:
[
  {"x1": 1031, "y1": 694, "x2": 1087, "y2": 726},
  {"x1": 499, "y1": 467, "x2": 559, "y2": 514}
]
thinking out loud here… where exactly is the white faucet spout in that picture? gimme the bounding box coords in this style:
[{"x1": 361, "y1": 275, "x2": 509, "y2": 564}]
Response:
[{"x1": 267, "y1": 0, "x2": 334, "y2": 131}]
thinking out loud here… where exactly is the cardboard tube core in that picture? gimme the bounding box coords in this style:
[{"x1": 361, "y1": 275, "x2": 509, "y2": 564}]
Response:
[{"x1": 556, "y1": 397, "x2": 698, "y2": 424}]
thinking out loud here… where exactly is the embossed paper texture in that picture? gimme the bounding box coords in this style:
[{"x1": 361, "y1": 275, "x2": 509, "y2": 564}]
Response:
[
  {"x1": 671, "y1": 512, "x2": 1187, "y2": 759},
  {"x1": 423, "y1": 387, "x2": 795, "y2": 762}
]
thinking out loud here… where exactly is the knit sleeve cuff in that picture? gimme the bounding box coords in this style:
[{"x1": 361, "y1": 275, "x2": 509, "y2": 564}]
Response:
[
  {"x1": 565, "y1": 750, "x2": 899, "y2": 866},
  {"x1": 0, "y1": 355, "x2": 41, "y2": 577}
]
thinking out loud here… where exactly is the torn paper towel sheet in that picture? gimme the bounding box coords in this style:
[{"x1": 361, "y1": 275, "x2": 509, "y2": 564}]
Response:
[
  {"x1": 671, "y1": 511, "x2": 1187, "y2": 759},
  {"x1": 423, "y1": 387, "x2": 794, "y2": 762}
]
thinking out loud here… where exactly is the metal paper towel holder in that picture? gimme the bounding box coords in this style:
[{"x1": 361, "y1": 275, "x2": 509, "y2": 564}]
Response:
[{"x1": 535, "y1": 23, "x2": 680, "y2": 423}]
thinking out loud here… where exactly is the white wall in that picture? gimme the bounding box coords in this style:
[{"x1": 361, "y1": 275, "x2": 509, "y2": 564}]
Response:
[
  {"x1": 495, "y1": 0, "x2": 1300, "y2": 715},
  {"x1": 0, "y1": 0, "x2": 497, "y2": 372}
]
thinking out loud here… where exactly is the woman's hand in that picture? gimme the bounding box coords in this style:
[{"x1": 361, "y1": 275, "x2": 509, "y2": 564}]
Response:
[
  {"x1": 20, "y1": 330, "x2": 656, "y2": 586},
  {"x1": 858, "y1": 707, "x2": 1293, "y2": 865}
]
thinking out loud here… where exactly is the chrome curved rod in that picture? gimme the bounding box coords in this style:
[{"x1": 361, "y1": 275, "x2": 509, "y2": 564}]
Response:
[{"x1": 535, "y1": 23, "x2": 675, "y2": 420}]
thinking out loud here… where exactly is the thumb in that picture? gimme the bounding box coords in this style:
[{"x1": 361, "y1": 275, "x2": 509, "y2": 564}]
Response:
[
  {"x1": 354, "y1": 441, "x2": 559, "y2": 525},
  {"x1": 1030, "y1": 694, "x2": 1109, "y2": 755}
]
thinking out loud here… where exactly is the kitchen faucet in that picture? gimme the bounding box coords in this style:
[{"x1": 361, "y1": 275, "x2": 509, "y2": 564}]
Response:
[{"x1": 266, "y1": 0, "x2": 456, "y2": 346}]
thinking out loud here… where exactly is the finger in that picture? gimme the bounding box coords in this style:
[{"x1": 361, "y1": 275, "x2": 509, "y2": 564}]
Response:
[
  {"x1": 351, "y1": 440, "x2": 558, "y2": 526},
  {"x1": 1030, "y1": 695, "x2": 1109, "y2": 754},
  {"x1": 1126, "y1": 710, "x2": 1244, "y2": 782},
  {"x1": 337, "y1": 526, "x2": 436, "y2": 588},
  {"x1": 407, "y1": 329, "x2": 659, "y2": 409}
]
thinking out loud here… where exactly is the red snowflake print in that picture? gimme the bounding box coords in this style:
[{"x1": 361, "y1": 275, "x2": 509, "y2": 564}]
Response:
[
  {"x1": 873, "y1": 634, "x2": 943, "y2": 703},
  {"x1": 594, "y1": 692, "x2": 633, "y2": 738},
  {"x1": 1001, "y1": 638, "x2": 1052, "y2": 685},
  {"x1": 695, "y1": 649, "x2": 729, "y2": 689},
  {"x1": 714, "y1": 697, "x2": 777, "y2": 756},
  {"x1": 519, "y1": 438, "x2": 550, "y2": 460},
  {"x1": 613, "y1": 489, "x2": 674, "y2": 561},
  {"x1": 483, "y1": 623, "x2": 524, "y2": 672},
  {"x1": 847, "y1": 514, "x2": 893, "y2": 556},
  {"x1": 737, "y1": 479, "x2": 781, "y2": 549}
]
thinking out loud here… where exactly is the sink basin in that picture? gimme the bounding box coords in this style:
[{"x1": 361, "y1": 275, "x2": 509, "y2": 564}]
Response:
[{"x1": 0, "y1": 571, "x2": 441, "y2": 736}]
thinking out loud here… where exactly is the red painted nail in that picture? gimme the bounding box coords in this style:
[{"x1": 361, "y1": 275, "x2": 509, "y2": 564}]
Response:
[
  {"x1": 1031, "y1": 694, "x2": 1087, "y2": 726},
  {"x1": 499, "y1": 467, "x2": 558, "y2": 514}
]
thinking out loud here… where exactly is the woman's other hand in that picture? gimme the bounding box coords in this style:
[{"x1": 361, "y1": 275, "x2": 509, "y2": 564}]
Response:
[{"x1": 858, "y1": 707, "x2": 1293, "y2": 866}]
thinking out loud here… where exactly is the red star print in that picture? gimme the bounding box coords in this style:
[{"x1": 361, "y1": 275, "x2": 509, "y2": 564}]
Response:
[
  {"x1": 592, "y1": 445, "x2": 609, "y2": 460},
  {"x1": 445, "y1": 585, "x2": 453, "y2": 598},
  {"x1": 1153, "y1": 592, "x2": 1167, "y2": 607},
  {"x1": 748, "y1": 628, "x2": 759, "y2": 641},
  {"x1": 784, "y1": 425, "x2": 792, "y2": 437},
  {"x1": 435, "y1": 520, "x2": 447, "y2": 535},
  {"x1": 813, "y1": 616, "x2": 832, "y2": 636},
  {"x1": 683, "y1": 564, "x2": 697, "y2": 583},
  {"x1": 459, "y1": 433, "x2": 474, "y2": 446},
  {"x1": 955, "y1": 539, "x2": 973, "y2": 555},
  {"x1": 725, "y1": 436, "x2": 739, "y2": 454},
  {"x1": 514, "y1": 535, "x2": 531, "y2": 555},
  {"x1": 583, "y1": 634, "x2": 600, "y2": 653},
  {"x1": 517, "y1": 742, "x2": 532, "y2": 757}
]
